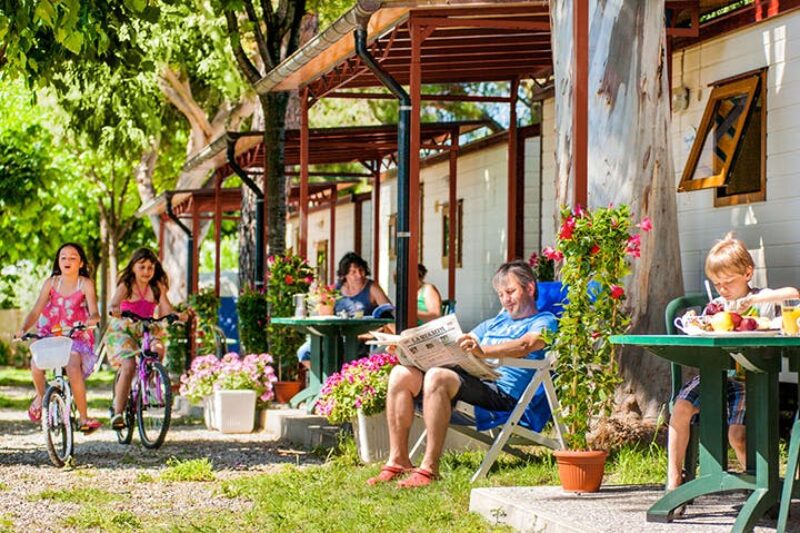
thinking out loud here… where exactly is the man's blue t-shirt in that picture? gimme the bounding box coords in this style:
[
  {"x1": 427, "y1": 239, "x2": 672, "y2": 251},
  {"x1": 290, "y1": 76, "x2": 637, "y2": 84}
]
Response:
[{"x1": 469, "y1": 309, "x2": 558, "y2": 431}]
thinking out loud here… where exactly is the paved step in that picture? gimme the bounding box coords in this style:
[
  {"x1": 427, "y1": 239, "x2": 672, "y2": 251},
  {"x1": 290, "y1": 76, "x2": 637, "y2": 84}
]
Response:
[{"x1": 469, "y1": 485, "x2": 800, "y2": 532}]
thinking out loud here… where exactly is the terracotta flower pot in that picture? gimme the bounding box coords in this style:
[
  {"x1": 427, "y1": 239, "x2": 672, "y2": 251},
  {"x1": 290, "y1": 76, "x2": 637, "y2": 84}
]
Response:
[
  {"x1": 315, "y1": 304, "x2": 334, "y2": 316},
  {"x1": 274, "y1": 380, "x2": 304, "y2": 404},
  {"x1": 553, "y1": 450, "x2": 608, "y2": 493}
]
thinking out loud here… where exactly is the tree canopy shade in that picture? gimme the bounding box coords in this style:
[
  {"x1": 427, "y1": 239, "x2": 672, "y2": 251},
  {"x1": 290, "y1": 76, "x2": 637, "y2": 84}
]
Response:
[{"x1": 0, "y1": 1, "x2": 158, "y2": 83}]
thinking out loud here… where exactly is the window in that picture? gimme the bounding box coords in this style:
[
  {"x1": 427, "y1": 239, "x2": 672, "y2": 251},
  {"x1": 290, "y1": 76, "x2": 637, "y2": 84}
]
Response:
[
  {"x1": 678, "y1": 70, "x2": 766, "y2": 206},
  {"x1": 441, "y1": 199, "x2": 463, "y2": 269},
  {"x1": 315, "y1": 240, "x2": 328, "y2": 284}
]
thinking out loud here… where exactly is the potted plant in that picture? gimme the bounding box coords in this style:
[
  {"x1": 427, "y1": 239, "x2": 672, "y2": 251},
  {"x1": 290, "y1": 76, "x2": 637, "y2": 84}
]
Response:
[
  {"x1": 179, "y1": 352, "x2": 277, "y2": 433},
  {"x1": 306, "y1": 281, "x2": 339, "y2": 316},
  {"x1": 528, "y1": 248, "x2": 567, "y2": 316},
  {"x1": 265, "y1": 254, "x2": 314, "y2": 399},
  {"x1": 237, "y1": 285, "x2": 269, "y2": 355},
  {"x1": 316, "y1": 352, "x2": 399, "y2": 462},
  {"x1": 543, "y1": 204, "x2": 651, "y2": 492}
]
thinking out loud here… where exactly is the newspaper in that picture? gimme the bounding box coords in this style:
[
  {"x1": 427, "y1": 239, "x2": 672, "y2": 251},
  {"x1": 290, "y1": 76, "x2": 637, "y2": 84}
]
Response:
[{"x1": 368, "y1": 314, "x2": 500, "y2": 380}]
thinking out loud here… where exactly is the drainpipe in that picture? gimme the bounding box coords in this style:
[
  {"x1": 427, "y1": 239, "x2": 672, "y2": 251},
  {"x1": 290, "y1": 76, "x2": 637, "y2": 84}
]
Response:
[
  {"x1": 355, "y1": 22, "x2": 411, "y2": 331},
  {"x1": 227, "y1": 133, "x2": 265, "y2": 290},
  {"x1": 165, "y1": 192, "x2": 193, "y2": 297},
  {"x1": 165, "y1": 193, "x2": 194, "y2": 371}
]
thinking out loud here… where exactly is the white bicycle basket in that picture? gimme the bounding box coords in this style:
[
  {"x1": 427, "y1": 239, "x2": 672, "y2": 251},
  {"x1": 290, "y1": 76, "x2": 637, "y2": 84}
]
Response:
[{"x1": 30, "y1": 337, "x2": 73, "y2": 369}]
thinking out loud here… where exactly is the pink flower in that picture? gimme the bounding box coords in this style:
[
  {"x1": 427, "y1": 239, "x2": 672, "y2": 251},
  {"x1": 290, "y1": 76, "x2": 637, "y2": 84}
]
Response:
[
  {"x1": 610, "y1": 285, "x2": 625, "y2": 299},
  {"x1": 574, "y1": 204, "x2": 587, "y2": 218},
  {"x1": 626, "y1": 234, "x2": 641, "y2": 258},
  {"x1": 528, "y1": 252, "x2": 538, "y2": 267},
  {"x1": 542, "y1": 246, "x2": 564, "y2": 262},
  {"x1": 637, "y1": 217, "x2": 653, "y2": 232}
]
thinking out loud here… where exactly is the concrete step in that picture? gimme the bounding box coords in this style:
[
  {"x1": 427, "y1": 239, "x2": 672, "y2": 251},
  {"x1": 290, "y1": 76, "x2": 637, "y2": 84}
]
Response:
[{"x1": 469, "y1": 485, "x2": 800, "y2": 532}]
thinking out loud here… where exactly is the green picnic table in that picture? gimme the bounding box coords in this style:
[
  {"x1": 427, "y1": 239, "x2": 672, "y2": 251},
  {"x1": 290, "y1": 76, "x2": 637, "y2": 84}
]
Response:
[
  {"x1": 610, "y1": 334, "x2": 800, "y2": 533},
  {"x1": 271, "y1": 316, "x2": 392, "y2": 412}
]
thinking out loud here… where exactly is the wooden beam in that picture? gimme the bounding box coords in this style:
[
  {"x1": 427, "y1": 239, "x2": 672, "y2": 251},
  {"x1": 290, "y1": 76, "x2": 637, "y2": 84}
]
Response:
[
  {"x1": 300, "y1": 88, "x2": 310, "y2": 260},
  {"x1": 573, "y1": 0, "x2": 589, "y2": 208}
]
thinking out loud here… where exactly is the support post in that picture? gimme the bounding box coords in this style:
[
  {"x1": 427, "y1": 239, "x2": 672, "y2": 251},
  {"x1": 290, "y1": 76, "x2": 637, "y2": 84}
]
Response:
[
  {"x1": 406, "y1": 21, "x2": 424, "y2": 329},
  {"x1": 300, "y1": 88, "x2": 310, "y2": 260},
  {"x1": 372, "y1": 162, "x2": 381, "y2": 281},
  {"x1": 507, "y1": 78, "x2": 520, "y2": 261},
  {"x1": 214, "y1": 171, "x2": 222, "y2": 298},
  {"x1": 329, "y1": 185, "x2": 337, "y2": 285},
  {"x1": 448, "y1": 128, "x2": 458, "y2": 301},
  {"x1": 191, "y1": 199, "x2": 200, "y2": 295}
]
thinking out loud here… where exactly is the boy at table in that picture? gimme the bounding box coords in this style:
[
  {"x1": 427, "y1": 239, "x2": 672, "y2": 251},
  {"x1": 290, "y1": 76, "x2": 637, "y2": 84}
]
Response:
[{"x1": 668, "y1": 233, "x2": 799, "y2": 491}]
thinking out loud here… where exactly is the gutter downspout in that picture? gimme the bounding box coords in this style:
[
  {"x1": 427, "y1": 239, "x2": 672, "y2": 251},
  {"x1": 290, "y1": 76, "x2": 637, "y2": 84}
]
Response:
[
  {"x1": 354, "y1": 21, "x2": 411, "y2": 332},
  {"x1": 165, "y1": 192, "x2": 195, "y2": 371},
  {"x1": 227, "y1": 133, "x2": 265, "y2": 290}
]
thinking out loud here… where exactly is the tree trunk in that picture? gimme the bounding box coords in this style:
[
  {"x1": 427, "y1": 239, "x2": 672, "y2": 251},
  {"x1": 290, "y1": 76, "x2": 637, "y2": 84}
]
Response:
[
  {"x1": 550, "y1": 0, "x2": 684, "y2": 419},
  {"x1": 263, "y1": 91, "x2": 289, "y2": 257}
]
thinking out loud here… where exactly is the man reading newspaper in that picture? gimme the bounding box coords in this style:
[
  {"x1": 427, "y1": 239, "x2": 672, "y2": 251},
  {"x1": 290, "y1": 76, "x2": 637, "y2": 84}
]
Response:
[{"x1": 367, "y1": 260, "x2": 558, "y2": 488}]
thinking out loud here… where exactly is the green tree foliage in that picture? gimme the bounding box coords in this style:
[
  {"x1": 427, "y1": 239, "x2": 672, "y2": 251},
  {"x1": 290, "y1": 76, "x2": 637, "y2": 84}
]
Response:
[{"x1": 0, "y1": 1, "x2": 158, "y2": 83}]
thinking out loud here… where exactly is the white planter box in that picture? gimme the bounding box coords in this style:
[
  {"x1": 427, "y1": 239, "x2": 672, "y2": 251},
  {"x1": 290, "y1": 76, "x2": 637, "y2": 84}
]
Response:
[
  {"x1": 214, "y1": 390, "x2": 256, "y2": 434},
  {"x1": 203, "y1": 396, "x2": 217, "y2": 430},
  {"x1": 353, "y1": 410, "x2": 390, "y2": 463}
]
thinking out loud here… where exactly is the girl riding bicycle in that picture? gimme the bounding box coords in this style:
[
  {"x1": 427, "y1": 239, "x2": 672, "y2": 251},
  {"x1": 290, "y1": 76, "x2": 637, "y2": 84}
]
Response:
[
  {"x1": 15, "y1": 242, "x2": 102, "y2": 434},
  {"x1": 107, "y1": 248, "x2": 182, "y2": 430}
]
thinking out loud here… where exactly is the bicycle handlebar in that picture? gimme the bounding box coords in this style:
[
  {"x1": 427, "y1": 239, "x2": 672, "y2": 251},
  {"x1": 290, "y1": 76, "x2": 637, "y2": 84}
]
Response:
[
  {"x1": 117, "y1": 310, "x2": 180, "y2": 325},
  {"x1": 16, "y1": 324, "x2": 89, "y2": 341}
]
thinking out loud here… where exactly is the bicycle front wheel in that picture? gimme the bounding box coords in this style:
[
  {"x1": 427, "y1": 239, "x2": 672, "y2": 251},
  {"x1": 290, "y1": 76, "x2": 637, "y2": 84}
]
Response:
[
  {"x1": 136, "y1": 362, "x2": 172, "y2": 449},
  {"x1": 42, "y1": 385, "x2": 73, "y2": 467}
]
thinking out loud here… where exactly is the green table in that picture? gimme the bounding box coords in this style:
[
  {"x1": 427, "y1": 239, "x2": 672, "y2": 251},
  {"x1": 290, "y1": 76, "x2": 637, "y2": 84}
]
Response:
[
  {"x1": 611, "y1": 334, "x2": 800, "y2": 533},
  {"x1": 271, "y1": 317, "x2": 392, "y2": 411}
]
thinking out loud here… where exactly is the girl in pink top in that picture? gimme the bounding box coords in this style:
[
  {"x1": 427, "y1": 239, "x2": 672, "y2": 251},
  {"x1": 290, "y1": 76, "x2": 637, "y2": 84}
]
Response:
[
  {"x1": 15, "y1": 243, "x2": 101, "y2": 433},
  {"x1": 107, "y1": 248, "x2": 179, "y2": 430}
]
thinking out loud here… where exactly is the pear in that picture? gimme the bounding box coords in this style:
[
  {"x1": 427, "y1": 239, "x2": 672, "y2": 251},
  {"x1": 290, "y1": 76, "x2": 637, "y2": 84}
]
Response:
[{"x1": 710, "y1": 311, "x2": 735, "y2": 332}]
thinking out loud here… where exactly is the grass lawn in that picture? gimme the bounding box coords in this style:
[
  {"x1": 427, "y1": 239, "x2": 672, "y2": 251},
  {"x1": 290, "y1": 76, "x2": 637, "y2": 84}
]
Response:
[
  {"x1": 0, "y1": 366, "x2": 115, "y2": 387},
  {"x1": 123, "y1": 441, "x2": 667, "y2": 532}
]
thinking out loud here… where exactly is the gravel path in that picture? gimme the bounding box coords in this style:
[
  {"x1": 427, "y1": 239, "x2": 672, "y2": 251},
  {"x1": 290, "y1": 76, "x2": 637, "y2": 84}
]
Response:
[{"x1": 0, "y1": 383, "x2": 323, "y2": 532}]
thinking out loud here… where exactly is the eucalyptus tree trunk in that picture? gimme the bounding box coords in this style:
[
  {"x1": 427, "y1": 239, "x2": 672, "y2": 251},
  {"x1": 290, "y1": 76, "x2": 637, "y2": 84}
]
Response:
[{"x1": 550, "y1": 0, "x2": 684, "y2": 419}]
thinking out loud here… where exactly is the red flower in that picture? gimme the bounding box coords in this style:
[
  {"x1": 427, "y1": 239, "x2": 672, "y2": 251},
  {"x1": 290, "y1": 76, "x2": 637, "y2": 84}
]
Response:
[
  {"x1": 590, "y1": 331, "x2": 602, "y2": 339},
  {"x1": 284, "y1": 274, "x2": 294, "y2": 285},
  {"x1": 610, "y1": 285, "x2": 625, "y2": 299},
  {"x1": 542, "y1": 246, "x2": 564, "y2": 262},
  {"x1": 559, "y1": 216, "x2": 576, "y2": 240},
  {"x1": 528, "y1": 252, "x2": 538, "y2": 267},
  {"x1": 637, "y1": 217, "x2": 653, "y2": 232},
  {"x1": 590, "y1": 244, "x2": 600, "y2": 255}
]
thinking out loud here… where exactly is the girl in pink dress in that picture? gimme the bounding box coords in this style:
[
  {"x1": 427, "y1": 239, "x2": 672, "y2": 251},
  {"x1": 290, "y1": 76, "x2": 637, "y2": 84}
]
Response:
[
  {"x1": 107, "y1": 248, "x2": 180, "y2": 430},
  {"x1": 15, "y1": 243, "x2": 101, "y2": 433}
]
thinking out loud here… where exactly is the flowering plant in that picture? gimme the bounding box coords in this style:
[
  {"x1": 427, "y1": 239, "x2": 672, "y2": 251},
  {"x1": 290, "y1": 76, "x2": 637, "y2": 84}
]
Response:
[
  {"x1": 179, "y1": 352, "x2": 277, "y2": 408},
  {"x1": 542, "y1": 205, "x2": 652, "y2": 450},
  {"x1": 528, "y1": 249, "x2": 556, "y2": 282},
  {"x1": 266, "y1": 254, "x2": 314, "y2": 381},
  {"x1": 315, "y1": 352, "x2": 398, "y2": 424},
  {"x1": 306, "y1": 281, "x2": 339, "y2": 310}
]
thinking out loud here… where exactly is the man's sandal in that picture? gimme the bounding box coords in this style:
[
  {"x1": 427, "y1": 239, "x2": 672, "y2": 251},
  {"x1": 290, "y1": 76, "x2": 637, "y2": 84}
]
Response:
[
  {"x1": 397, "y1": 468, "x2": 439, "y2": 488},
  {"x1": 366, "y1": 465, "x2": 412, "y2": 486}
]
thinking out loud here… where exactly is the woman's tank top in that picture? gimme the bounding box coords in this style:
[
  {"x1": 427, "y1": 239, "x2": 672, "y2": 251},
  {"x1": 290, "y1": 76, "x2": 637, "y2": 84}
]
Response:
[{"x1": 335, "y1": 280, "x2": 375, "y2": 316}]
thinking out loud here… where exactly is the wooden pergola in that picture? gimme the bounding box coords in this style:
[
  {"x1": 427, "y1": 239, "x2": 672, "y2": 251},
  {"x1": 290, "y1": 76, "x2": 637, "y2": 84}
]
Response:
[{"x1": 253, "y1": 0, "x2": 710, "y2": 329}]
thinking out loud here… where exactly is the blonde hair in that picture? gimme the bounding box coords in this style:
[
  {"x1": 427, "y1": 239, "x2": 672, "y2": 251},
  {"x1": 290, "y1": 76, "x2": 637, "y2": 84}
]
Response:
[{"x1": 705, "y1": 233, "x2": 754, "y2": 278}]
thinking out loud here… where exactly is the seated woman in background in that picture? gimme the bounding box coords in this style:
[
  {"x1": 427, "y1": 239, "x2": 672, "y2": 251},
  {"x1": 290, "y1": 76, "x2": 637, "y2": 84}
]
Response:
[
  {"x1": 297, "y1": 252, "x2": 391, "y2": 366},
  {"x1": 335, "y1": 251, "x2": 391, "y2": 317},
  {"x1": 417, "y1": 263, "x2": 442, "y2": 324}
]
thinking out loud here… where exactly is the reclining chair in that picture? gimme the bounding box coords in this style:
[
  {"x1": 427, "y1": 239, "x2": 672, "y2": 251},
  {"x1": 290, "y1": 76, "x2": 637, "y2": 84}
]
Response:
[{"x1": 410, "y1": 285, "x2": 568, "y2": 482}]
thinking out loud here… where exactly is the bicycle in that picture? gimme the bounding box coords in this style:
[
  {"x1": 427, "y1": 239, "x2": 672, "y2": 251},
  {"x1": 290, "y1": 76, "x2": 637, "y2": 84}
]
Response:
[
  {"x1": 18, "y1": 325, "x2": 90, "y2": 467},
  {"x1": 110, "y1": 311, "x2": 178, "y2": 449}
]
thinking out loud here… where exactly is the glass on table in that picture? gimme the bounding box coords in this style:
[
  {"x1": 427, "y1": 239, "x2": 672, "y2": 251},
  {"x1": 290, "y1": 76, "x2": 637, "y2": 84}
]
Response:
[
  {"x1": 293, "y1": 293, "x2": 307, "y2": 318},
  {"x1": 781, "y1": 299, "x2": 800, "y2": 335}
]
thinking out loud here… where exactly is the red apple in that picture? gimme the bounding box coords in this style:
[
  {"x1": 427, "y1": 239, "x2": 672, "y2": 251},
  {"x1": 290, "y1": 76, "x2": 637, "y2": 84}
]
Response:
[{"x1": 736, "y1": 317, "x2": 758, "y2": 331}]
